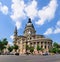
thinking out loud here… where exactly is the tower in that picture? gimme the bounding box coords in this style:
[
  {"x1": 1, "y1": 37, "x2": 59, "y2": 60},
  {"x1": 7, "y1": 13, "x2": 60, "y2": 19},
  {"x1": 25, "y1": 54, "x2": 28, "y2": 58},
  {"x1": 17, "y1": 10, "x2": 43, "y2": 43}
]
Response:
[
  {"x1": 24, "y1": 18, "x2": 36, "y2": 36},
  {"x1": 14, "y1": 26, "x2": 18, "y2": 36},
  {"x1": 14, "y1": 26, "x2": 18, "y2": 43}
]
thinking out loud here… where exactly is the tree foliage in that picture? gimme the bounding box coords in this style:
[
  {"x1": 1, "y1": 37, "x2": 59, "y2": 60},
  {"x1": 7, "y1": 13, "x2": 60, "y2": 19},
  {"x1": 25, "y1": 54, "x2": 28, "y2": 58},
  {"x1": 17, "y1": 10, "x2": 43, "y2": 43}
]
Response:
[
  {"x1": 49, "y1": 42, "x2": 60, "y2": 54},
  {"x1": 0, "y1": 38, "x2": 8, "y2": 52},
  {"x1": 8, "y1": 46, "x2": 13, "y2": 52},
  {"x1": 13, "y1": 44, "x2": 18, "y2": 52},
  {"x1": 26, "y1": 45, "x2": 30, "y2": 51},
  {"x1": 30, "y1": 46, "x2": 34, "y2": 54},
  {"x1": 37, "y1": 45, "x2": 43, "y2": 53},
  {"x1": 53, "y1": 42, "x2": 59, "y2": 48}
]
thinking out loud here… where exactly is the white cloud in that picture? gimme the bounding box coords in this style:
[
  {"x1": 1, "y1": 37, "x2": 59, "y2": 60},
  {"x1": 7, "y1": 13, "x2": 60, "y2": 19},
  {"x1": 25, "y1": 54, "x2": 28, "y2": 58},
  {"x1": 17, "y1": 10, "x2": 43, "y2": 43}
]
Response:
[
  {"x1": 10, "y1": 0, "x2": 38, "y2": 29},
  {"x1": 1, "y1": 5, "x2": 8, "y2": 15},
  {"x1": 15, "y1": 21, "x2": 21, "y2": 29},
  {"x1": 54, "y1": 27, "x2": 60, "y2": 34},
  {"x1": 10, "y1": 0, "x2": 26, "y2": 29},
  {"x1": 54, "y1": 20, "x2": 60, "y2": 34},
  {"x1": 44, "y1": 20, "x2": 60, "y2": 35},
  {"x1": 10, "y1": 35, "x2": 14, "y2": 40},
  {"x1": 35, "y1": 0, "x2": 58, "y2": 25},
  {"x1": 0, "y1": 2, "x2": 8, "y2": 15},
  {"x1": 10, "y1": 0, "x2": 58, "y2": 29},
  {"x1": 11, "y1": 0, "x2": 26, "y2": 20},
  {"x1": 0, "y1": 2, "x2": 2, "y2": 8},
  {"x1": 25, "y1": 0, "x2": 38, "y2": 19},
  {"x1": 44, "y1": 28, "x2": 53, "y2": 35},
  {"x1": 56, "y1": 20, "x2": 60, "y2": 27}
]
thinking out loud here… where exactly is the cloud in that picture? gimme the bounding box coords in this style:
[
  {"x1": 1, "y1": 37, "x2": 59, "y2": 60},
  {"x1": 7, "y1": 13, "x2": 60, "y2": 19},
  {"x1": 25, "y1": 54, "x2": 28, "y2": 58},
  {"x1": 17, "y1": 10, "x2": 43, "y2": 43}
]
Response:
[
  {"x1": 10, "y1": 0, "x2": 38, "y2": 29},
  {"x1": 54, "y1": 20, "x2": 60, "y2": 34},
  {"x1": 54, "y1": 27, "x2": 60, "y2": 34},
  {"x1": 25, "y1": 0, "x2": 38, "y2": 19},
  {"x1": 10, "y1": 0, "x2": 26, "y2": 29},
  {"x1": 56, "y1": 20, "x2": 60, "y2": 27},
  {"x1": 11, "y1": 0, "x2": 26, "y2": 20},
  {"x1": 0, "y1": 0, "x2": 58, "y2": 30},
  {"x1": 0, "y1": 2, "x2": 8, "y2": 15},
  {"x1": 15, "y1": 21, "x2": 21, "y2": 29},
  {"x1": 35, "y1": 0, "x2": 58, "y2": 25},
  {"x1": 44, "y1": 20, "x2": 60, "y2": 35},
  {"x1": 44, "y1": 28, "x2": 53, "y2": 35},
  {"x1": 10, "y1": 0, "x2": 58, "y2": 29},
  {"x1": 10, "y1": 35, "x2": 14, "y2": 40}
]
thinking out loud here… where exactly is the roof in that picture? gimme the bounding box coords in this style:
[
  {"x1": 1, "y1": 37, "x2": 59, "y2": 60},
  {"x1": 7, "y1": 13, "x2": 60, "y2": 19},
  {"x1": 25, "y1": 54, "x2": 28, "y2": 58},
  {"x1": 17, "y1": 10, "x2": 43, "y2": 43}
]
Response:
[
  {"x1": 32, "y1": 34, "x2": 45, "y2": 38},
  {"x1": 18, "y1": 35, "x2": 26, "y2": 38}
]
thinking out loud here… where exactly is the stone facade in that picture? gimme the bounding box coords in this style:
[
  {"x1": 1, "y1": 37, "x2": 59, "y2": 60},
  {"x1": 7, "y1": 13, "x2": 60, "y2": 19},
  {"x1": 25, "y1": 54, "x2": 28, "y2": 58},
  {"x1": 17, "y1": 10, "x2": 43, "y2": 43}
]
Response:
[{"x1": 13, "y1": 18, "x2": 52, "y2": 54}]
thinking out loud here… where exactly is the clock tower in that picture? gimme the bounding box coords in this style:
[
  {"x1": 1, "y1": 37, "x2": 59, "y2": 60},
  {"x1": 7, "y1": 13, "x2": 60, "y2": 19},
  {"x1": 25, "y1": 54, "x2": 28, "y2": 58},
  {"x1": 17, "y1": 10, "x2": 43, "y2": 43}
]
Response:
[{"x1": 24, "y1": 18, "x2": 36, "y2": 36}]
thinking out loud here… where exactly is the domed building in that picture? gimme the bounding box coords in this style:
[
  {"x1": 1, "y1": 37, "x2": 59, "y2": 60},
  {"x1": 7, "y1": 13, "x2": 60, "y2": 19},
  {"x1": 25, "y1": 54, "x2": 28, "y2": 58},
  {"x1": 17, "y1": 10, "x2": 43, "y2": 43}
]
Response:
[{"x1": 13, "y1": 18, "x2": 52, "y2": 54}]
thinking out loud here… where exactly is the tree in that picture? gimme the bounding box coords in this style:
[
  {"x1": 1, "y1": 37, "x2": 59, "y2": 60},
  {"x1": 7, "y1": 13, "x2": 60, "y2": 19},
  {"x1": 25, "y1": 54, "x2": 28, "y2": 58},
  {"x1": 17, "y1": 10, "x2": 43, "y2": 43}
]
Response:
[
  {"x1": 0, "y1": 40, "x2": 6, "y2": 53},
  {"x1": 37, "y1": 45, "x2": 41, "y2": 53},
  {"x1": 8, "y1": 46, "x2": 13, "y2": 52},
  {"x1": 26, "y1": 45, "x2": 30, "y2": 51},
  {"x1": 57, "y1": 49, "x2": 60, "y2": 54},
  {"x1": 13, "y1": 44, "x2": 18, "y2": 52},
  {"x1": 30, "y1": 46, "x2": 34, "y2": 54},
  {"x1": 0, "y1": 41, "x2": 3, "y2": 51},
  {"x1": 0, "y1": 38, "x2": 8, "y2": 53},
  {"x1": 49, "y1": 42, "x2": 60, "y2": 54},
  {"x1": 53, "y1": 42, "x2": 59, "y2": 48},
  {"x1": 2, "y1": 38, "x2": 8, "y2": 45},
  {"x1": 50, "y1": 48, "x2": 57, "y2": 53}
]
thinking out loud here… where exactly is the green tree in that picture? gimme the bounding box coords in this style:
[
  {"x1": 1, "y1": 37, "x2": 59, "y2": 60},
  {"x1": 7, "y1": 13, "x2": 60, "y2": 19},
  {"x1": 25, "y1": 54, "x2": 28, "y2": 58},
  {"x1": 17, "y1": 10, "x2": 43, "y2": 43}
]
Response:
[
  {"x1": 13, "y1": 44, "x2": 18, "y2": 52},
  {"x1": 26, "y1": 45, "x2": 30, "y2": 51},
  {"x1": 0, "y1": 41, "x2": 3, "y2": 51},
  {"x1": 30, "y1": 46, "x2": 34, "y2": 54},
  {"x1": 37, "y1": 45, "x2": 43, "y2": 53},
  {"x1": 53, "y1": 42, "x2": 59, "y2": 48},
  {"x1": 51, "y1": 48, "x2": 57, "y2": 53},
  {"x1": 8, "y1": 46, "x2": 13, "y2": 52},
  {"x1": 2, "y1": 38, "x2": 8, "y2": 45},
  {"x1": 58, "y1": 45, "x2": 60, "y2": 48},
  {"x1": 49, "y1": 42, "x2": 60, "y2": 54},
  {"x1": 0, "y1": 40, "x2": 6, "y2": 52},
  {"x1": 57, "y1": 49, "x2": 60, "y2": 53}
]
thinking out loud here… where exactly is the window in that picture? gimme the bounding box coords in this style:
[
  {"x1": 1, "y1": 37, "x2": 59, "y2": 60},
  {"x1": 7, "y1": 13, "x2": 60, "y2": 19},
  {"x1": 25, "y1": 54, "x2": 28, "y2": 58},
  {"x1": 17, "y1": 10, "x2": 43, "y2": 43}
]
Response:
[
  {"x1": 41, "y1": 45, "x2": 43, "y2": 48},
  {"x1": 45, "y1": 45, "x2": 46, "y2": 49}
]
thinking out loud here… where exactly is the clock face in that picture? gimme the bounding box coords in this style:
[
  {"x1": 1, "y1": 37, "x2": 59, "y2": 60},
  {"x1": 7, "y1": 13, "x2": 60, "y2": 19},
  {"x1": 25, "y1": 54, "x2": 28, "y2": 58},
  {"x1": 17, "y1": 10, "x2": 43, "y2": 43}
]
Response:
[{"x1": 28, "y1": 31, "x2": 31, "y2": 34}]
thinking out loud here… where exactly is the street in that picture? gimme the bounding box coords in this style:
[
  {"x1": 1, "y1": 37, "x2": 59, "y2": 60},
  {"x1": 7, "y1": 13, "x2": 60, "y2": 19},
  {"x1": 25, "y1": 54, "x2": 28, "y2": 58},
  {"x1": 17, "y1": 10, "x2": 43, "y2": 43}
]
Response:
[{"x1": 0, "y1": 54, "x2": 60, "y2": 62}]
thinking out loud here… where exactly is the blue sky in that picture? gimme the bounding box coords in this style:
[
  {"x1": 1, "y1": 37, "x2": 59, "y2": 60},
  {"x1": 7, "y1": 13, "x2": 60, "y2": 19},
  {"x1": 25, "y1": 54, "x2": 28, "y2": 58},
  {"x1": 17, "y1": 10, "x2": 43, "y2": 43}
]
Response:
[{"x1": 0, "y1": 0, "x2": 60, "y2": 45}]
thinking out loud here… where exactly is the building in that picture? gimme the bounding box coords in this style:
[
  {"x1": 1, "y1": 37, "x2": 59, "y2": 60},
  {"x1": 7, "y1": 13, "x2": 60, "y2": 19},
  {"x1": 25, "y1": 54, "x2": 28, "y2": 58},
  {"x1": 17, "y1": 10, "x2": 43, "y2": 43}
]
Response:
[{"x1": 13, "y1": 18, "x2": 52, "y2": 54}]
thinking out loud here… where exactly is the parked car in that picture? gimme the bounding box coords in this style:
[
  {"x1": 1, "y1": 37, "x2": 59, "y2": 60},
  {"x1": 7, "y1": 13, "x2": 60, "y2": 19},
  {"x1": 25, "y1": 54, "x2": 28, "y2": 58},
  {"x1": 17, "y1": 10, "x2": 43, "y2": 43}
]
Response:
[
  {"x1": 42, "y1": 52, "x2": 49, "y2": 56},
  {"x1": 15, "y1": 53, "x2": 19, "y2": 55},
  {"x1": 6, "y1": 52, "x2": 10, "y2": 55},
  {"x1": 25, "y1": 52, "x2": 30, "y2": 55},
  {"x1": 0, "y1": 52, "x2": 1, "y2": 55},
  {"x1": 10, "y1": 52, "x2": 14, "y2": 55}
]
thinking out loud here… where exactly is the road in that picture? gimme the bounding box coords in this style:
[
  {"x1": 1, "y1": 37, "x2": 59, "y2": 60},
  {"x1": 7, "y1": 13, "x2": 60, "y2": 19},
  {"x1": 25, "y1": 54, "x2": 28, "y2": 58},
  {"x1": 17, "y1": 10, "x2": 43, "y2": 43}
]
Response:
[{"x1": 0, "y1": 54, "x2": 60, "y2": 62}]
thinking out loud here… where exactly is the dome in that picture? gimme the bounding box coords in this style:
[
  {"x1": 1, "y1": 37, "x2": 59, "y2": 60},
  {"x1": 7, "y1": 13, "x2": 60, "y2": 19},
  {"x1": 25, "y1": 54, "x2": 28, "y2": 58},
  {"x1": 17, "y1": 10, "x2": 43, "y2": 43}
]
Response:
[
  {"x1": 27, "y1": 23, "x2": 32, "y2": 26},
  {"x1": 26, "y1": 18, "x2": 34, "y2": 28}
]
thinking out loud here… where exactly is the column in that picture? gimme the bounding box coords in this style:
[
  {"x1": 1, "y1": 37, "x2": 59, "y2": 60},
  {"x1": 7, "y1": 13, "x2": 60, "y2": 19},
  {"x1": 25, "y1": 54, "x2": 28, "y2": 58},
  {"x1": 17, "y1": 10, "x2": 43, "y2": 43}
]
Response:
[
  {"x1": 20, "y1": 39, "x2": 23, "y2": 54},
  {"x1": 46, "y1": 42, "x2": 48, "y2": 52},
  {"x1": 39, "y1": 42, "x2": 41, "y2": 48},
  {"x1": 43, "y1": 42, "x2": 45, "y2": 49}
]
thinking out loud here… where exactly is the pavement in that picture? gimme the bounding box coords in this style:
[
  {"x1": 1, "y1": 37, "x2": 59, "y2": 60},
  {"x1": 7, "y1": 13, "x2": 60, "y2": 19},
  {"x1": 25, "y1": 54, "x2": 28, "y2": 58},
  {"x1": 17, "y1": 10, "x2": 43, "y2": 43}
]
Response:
[{"x1": 0, "y1": 54, "x2": 60, "y2": 62}]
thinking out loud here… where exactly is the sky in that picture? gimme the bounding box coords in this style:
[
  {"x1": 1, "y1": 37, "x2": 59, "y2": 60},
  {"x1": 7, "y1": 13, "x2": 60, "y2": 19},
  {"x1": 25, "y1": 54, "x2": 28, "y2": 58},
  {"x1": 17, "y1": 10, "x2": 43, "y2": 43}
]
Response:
[{"x1": 0, "y1": 0, "x2": 60, "y2": 45}]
